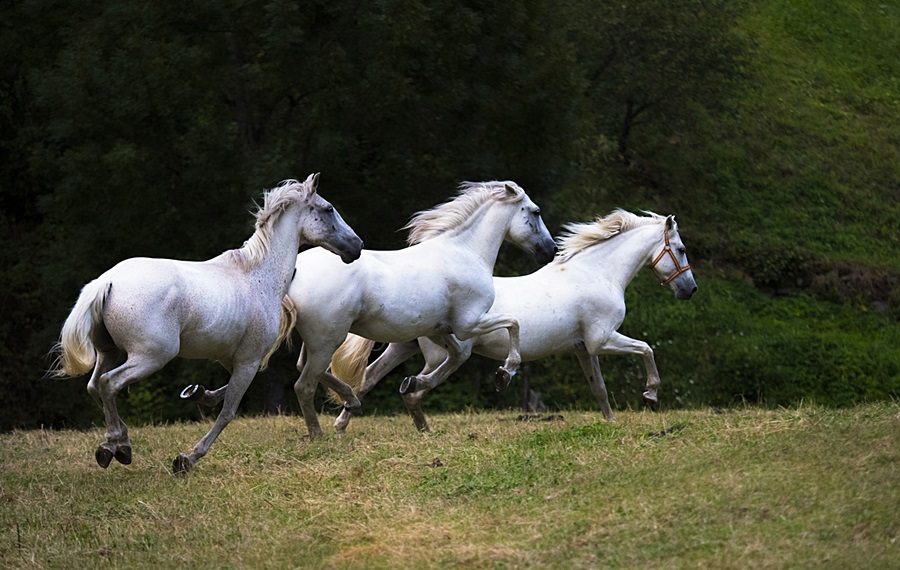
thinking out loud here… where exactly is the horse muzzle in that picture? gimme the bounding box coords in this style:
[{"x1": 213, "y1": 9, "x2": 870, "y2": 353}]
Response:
[
  {"x1": 533, "y1": 242, "x2": 558, "y2": 266},
  {"x1": 333, "y1": 235, "x2": 364, "y2": 264}
]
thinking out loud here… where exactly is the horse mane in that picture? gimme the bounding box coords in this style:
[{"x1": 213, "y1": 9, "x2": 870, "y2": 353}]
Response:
[
  {"x1": 227, "y1": 178, "x2": 315, "y2": 270},
  {"x1": 555, "y1": 209, "x2": 666, "y2": 261},
  {"x1": 404, "y1": 181, "x2": 524, "y2": 245}
]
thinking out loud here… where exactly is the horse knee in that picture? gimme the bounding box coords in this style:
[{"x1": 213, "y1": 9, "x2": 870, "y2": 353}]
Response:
[{"x1": 293, "y1": 377, "x2": 317, "y2": 401}]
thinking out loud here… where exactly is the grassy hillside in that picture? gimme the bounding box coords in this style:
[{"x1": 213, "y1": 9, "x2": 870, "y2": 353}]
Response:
[
  {"x1": 1, "y1": 404, "x2": 898, "y2": 568},
  {"x1": 546, "y1": 0, "x2": 900, "y2": 413}
]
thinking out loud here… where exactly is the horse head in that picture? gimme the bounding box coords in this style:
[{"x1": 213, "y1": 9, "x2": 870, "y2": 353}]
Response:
[
  {"x1": 502, "y1": 182, "x2": 557, "y2": 265},
  {"x1": 648, "y1": 215, "x2": 697, "y2": 300},
  {"x1": 296, "y1": 173, "x2": 364, "y2": 264}
]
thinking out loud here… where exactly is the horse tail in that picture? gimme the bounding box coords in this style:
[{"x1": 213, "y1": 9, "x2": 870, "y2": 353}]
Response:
[
  {"x1": 52, "y1": 280, "x2": 111, "y2": 378},
  {"x1": 327, "y1": 333, "x2": 376, "y2": 403},
  {"x1": 260, "y1": 295, "x2": 297, "y2": 371}
]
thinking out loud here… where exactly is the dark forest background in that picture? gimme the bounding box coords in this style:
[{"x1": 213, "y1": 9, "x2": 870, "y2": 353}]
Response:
[{"x1": 1, "y1": 0, "x2": 897, "y2": 431}]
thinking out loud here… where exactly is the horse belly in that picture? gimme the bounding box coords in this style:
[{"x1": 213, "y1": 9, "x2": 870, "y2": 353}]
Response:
[
  {"x1": 471, "y1": 283, "x2": 578, "y2": 362},
  {"x1": 474, "y1": 319, "x2": 575, "y2": 362},
  {"x1": 351, "y1": 301, "x2": 451, "y2": 343}
]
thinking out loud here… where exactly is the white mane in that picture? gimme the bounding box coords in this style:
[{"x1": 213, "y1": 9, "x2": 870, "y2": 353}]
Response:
[
  {"x1": 228, "y1": 178, "x2": 314, "y2": 270},
  {"x1": 404, "y1": 181, "x2": 524, "y2": 245},
  {"x1": 555, "y1": 209, "x2": 666, "y2": 261}
]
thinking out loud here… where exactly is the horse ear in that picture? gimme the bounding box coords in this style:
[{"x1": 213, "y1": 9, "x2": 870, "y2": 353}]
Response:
[
  {"x1": 665, "y1": 215, "x2": 675, "y2": 231},
  {"x1": 309, "y1": 172, "x2": 320, "y2": 195},
  {"x1": 504, "y1": 183, "x2": 519, "y2": 198}
]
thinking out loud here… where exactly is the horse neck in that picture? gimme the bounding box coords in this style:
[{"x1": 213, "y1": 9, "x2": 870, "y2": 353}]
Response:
[
  {"x1": 438, "y1": 200, "x2": 516, "y2": 268},
  {"x1": 248, "y1": 207, "x2": 303, "y2": 295},
  {"x1": 572, "y1": 224, "x2": 662, "y2": 290}
]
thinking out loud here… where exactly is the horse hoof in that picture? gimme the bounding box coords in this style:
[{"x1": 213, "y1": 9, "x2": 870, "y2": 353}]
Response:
[
  {"x1": 172, "y1": 453, "x2": 194, "y2": 474},
  {"x1": 180, "y1": 384, "x2": 205, "y2": 401},
  {"x1": 343, "y1": 399, "x2": 362, "y2": 417},
  {"x1": 399, "y1": 376, "x2": 418, "y2": 395},
  {"x1": 114, "y1": 444, "x2": 133, "y2": 465},
  {"x1": 494, "y1": 368, "x2": 511, "y2": 392},
  {"x1": 95, "y1": 445, "x2": 114, "y2": 469},
  {"x1": 642, "y1": 392, "x2": 659, "y2": 412}
]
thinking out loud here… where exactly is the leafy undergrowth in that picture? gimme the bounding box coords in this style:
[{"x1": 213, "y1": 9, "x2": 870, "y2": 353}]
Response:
[{"x1": 1, "y1": 404, "x2": 898, "y2": 569}]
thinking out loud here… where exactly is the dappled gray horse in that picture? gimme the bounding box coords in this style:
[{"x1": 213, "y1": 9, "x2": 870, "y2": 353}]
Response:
[{"x1": 53, "y1": 174, "x2": 363, "y2": 473}]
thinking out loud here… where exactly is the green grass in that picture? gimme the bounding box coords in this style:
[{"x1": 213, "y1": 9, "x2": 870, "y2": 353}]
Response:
[
  {"x1": 721, "y1": 0, "x2": 900, "y2": 271},
  {"x1": 2, "y1": 404, "x2": 898, "y2": 568}
]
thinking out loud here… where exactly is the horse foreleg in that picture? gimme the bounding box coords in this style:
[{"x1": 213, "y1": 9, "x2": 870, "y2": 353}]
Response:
[
  {"x1": 400, "y1": 354, "x2": 442, "y2": 433},
  {"x1": 399, "y1": 335, "x2": 472, "y2": 432},
  {"x1": 173, "y1": 362, "x2": 257, "y2": 474},
  {"x1": 598, "y1": 332, "x2": 661, "y2": 410},
  {"x1": 457, "y1": 314, "x2": 520, "y2": 389},
  {"x1": 319, "y1": 372, "x2": 362, "y2": 416},
  {"x1": 180, "y1": 384, "x2": 227, "y2": 407},
  {"x1": 574, "y1": 349, "x2": 615, "y2": 421},
  {"x1": 334, "y1": 340, "x2": 419, "y2": 434},
  {"x1": 293, "y1": 344, "x2": 333, "y2": 438}
]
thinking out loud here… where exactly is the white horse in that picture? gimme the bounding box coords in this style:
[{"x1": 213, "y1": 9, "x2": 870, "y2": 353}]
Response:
[
  {"x1": 283, "y1": 181, "x2": 556, "y2": 437},
  {"x1": 52, "y1": 174, "x2": 363, "y2": 473},
  {"x1": 331, "y1": 209, "x2": 696, "y2": 433}
]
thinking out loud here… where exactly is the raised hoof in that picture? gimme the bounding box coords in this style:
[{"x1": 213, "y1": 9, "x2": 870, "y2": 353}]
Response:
[
  {"x1": 494, "y1": 368, "x2": 511, "y2": 392},
  {"x1": 399, "y1": 376, "x2": 418, "y2": 395},
  {"x1": 343, "y1": 399, "x2": 363, "y2": 417},
  {"x1": 95, "y1": 445, "x2": 114, "y2": 469},
  {"x1": 114, "y1": 444, "x2": 133, "y2": 465},
  {"x1": 642, "y1": 392, "x2": 659, "y2": 412},
  {"x1": 172, "y1": 453, "x2": 194, "y2": 474},
  {"x1": 180, "y1": 384, "x2": 206, "y2": 402}
]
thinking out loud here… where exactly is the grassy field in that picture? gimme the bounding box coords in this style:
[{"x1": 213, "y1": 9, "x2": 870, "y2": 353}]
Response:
[{"x1": 1, "y1": 403, "x2": 898, "y2": 569}]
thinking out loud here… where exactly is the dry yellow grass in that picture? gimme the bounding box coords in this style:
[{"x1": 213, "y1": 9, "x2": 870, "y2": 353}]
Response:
[{"x1": 1, "y1": 404, "x2": 898, "y2": 569}]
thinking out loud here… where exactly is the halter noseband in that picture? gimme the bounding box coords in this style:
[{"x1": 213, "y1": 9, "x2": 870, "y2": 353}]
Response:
[{"x1": 648, "y1": 225, "x2": 691, "y2": 285}]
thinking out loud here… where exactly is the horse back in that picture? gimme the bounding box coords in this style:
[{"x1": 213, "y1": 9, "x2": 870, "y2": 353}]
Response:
[{"x1": 100, "y1": 257, "x2": 274, "y2": 360}]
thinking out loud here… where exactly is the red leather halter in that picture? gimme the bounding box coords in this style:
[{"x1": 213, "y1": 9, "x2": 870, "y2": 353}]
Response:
[{"x1": 649, "y1": 226, "x2": 691, "y2": 285}]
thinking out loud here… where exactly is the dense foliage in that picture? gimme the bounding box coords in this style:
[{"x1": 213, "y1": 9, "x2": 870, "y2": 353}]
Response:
[{"x1": 1, "y1": 0, "x2": 897, "y2": 430}]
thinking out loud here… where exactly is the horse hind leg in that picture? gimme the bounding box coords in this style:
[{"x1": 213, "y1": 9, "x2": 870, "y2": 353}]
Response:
[
  {"x1": 87, "y1": 349, "x2": 127, "y2": 467},
  {"x1": 94, "y1": 350, "x2": 173, "y2": 468}
]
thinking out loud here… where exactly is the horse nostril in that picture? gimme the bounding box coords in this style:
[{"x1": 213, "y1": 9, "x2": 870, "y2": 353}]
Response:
[{"x1": 691, "y1": 286, "x2": 698, "y2": 295}]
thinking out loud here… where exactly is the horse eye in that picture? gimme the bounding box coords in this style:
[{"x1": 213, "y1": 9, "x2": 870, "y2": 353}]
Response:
[
  {"x1": 678, "y1": 248, "x2": 686, "y2": 255},
  {"x1": 533, "y1": 209, "x2": 541, "y2": 215},
  {"x1": 325, "y1": 206, "x2": 334, "y2": 213}
]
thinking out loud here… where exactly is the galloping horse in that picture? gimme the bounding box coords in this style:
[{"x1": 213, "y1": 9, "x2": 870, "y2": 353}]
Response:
[
  {"x1": 285, "y1": 181, "x2": 556, "y2": 437},
  {"x1": 331, "y1": 209, "x2": 696, "y2": 433},
  {"x1": 53, "y1": 174, "x2": 363, "y2": 472}
]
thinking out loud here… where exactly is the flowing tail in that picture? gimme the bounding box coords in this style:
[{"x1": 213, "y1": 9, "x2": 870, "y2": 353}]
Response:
[
  {"x1": 260, "y1": 295, "x2": 298, "y2": 370},
  {"x1": 52, "y1": 280, "x2": 111, "y2": 378},
  {"x1": 327, "y1": 333, "x2": 376, "y2": 403}
]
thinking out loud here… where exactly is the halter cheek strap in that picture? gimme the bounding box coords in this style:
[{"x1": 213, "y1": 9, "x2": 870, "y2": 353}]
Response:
[{"x1": 648, "y1": 227, "x2": 691, "y2": 285}]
